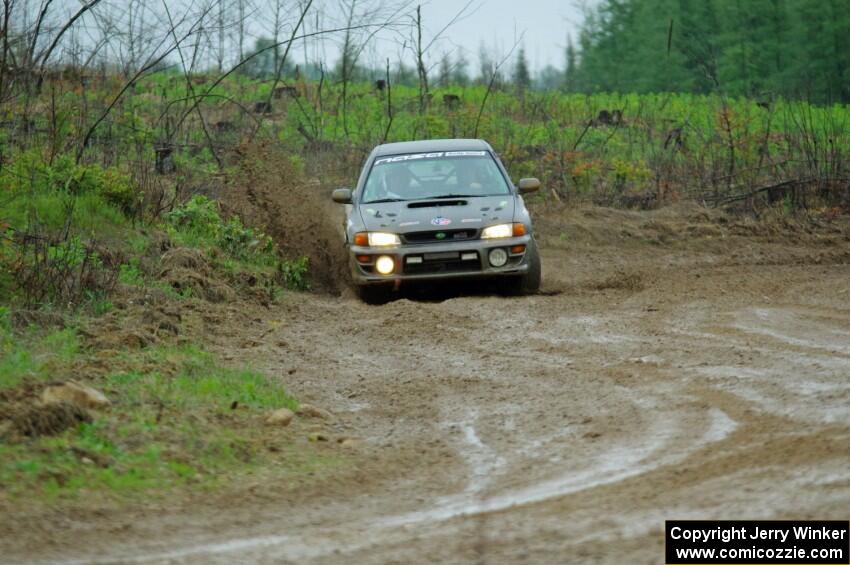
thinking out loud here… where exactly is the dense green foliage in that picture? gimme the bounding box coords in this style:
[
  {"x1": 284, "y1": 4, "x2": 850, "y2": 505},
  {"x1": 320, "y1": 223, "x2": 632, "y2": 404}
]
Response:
[
  {"x1": 261, "y1": 80, "x2": 848, "y2": 210},
  {"x1": 0, "y1": 142, "x2": 308, "y2": 308},
  {"x1": 570, "y1": 0, "x2": 850, "y2": 103}
]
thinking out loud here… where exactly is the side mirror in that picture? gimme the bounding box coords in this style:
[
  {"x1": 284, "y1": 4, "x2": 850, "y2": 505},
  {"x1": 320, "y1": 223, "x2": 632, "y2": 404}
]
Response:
[
  {"x1": 332, "y1": 188, "x2": 353, "y2": 204},
  {"x1": 518, "y1": 178, "x2": 541, "y2": 194}
]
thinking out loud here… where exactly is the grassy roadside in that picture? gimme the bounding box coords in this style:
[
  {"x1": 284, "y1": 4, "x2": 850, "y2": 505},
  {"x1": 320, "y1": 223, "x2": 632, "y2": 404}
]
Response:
[
  {"x1": 0, "y1": 146, "x2": 329, "y2": 506},
  {"x1": 0, "y1": 306, "x2": 347, "y2": 505}
]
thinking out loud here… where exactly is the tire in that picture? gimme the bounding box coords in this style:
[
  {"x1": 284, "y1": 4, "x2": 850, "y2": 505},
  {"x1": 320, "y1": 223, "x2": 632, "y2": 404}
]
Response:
[
  {"x1": 504, "y1": 238, "x2": 541, "y2": 295},
  {"x1": 357, "y1": 284, "x2": 393, "y2": 305}
]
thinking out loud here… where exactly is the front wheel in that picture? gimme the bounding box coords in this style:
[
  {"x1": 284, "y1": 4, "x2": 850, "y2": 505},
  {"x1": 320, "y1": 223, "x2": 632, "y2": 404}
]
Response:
[{"x1": 504, "y1": 238, "x2": 541, "y2": 295}]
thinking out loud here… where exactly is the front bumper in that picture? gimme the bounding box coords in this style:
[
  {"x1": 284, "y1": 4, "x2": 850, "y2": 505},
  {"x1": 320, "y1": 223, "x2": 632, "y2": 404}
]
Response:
[{"x1": 349, "y1": 235, "x2": 532, "y2": 285}]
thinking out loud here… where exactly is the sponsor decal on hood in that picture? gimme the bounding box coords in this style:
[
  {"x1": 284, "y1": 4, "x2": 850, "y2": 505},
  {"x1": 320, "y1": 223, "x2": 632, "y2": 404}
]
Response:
[{"x1": 431, "y1": 217, "x2": 452, "y2": 226}]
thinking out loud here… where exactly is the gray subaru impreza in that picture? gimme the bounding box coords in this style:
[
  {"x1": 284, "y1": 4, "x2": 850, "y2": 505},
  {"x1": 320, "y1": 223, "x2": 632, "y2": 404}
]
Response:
[{"x1": 332, "y1": 139, "x2": 541, "y2": 303}]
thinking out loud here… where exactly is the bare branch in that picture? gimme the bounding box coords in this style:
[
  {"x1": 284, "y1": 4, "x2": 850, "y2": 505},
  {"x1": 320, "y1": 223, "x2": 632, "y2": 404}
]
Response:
[{"x1": 36, "y1": 0, "x2": 104, "y2": 85}]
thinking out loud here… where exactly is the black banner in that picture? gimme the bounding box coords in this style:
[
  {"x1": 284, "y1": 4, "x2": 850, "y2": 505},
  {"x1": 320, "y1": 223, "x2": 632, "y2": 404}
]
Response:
[{"x1": 666, "y1": 520, "x2": 849, "y2": 564}]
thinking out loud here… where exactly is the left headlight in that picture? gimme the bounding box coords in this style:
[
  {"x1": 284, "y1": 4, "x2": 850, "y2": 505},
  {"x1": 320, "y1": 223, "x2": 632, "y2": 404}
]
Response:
[
  {"x1": 482, "y1": 223, "x2": 528, "y2": 239},
  {"x1": 368, "y1": 232, "x2": 401, "y2": 246}
]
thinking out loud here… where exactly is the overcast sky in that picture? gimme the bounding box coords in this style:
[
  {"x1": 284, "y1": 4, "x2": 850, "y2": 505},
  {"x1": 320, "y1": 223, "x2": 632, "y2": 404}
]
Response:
[
  {"x1": 416, "y1": 0, "x2": 589, "y2": 71},
  {"x1": 16, "y1": 0, "x2": 591, "y2": 74}
]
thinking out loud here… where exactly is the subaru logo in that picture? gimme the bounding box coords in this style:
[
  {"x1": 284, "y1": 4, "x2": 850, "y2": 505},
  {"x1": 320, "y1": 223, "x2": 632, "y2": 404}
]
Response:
[{"x1": 431, "y1": 217, "x2": 451, "y2": 226}]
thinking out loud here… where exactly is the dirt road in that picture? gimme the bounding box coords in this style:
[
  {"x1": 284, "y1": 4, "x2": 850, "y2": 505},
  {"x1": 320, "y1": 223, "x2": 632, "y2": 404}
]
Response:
[{"x1": 10, "y1": 206, "x2": 850, "y2": 564}]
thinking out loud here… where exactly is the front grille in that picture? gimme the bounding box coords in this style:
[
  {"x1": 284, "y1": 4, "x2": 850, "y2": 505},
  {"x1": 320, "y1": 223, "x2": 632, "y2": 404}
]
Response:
[
  {"x1": 403, "y1": 251, "x2": 481, "y2": 275},
  {"x1": 404, "y1": 259, "x2": 481, "y2": 275},
  {"x1": 403, "y1": 229, "x2": 478, "y2": 244}
]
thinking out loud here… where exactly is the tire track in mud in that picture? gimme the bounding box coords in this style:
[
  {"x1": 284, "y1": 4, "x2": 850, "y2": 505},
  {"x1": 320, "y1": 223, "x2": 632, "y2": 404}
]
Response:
[
  {"x1": 53, "y1": 407, "x2": 737, "y2": 564},
  {"x1": 27, "y1": 254, "x2": 850, "y2": 565}
]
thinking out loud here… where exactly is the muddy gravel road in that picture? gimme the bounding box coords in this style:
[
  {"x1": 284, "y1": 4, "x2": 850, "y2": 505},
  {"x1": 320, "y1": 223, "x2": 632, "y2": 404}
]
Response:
[{"x1": 8, "y1": 206, "x2": 850, "y2": 564}]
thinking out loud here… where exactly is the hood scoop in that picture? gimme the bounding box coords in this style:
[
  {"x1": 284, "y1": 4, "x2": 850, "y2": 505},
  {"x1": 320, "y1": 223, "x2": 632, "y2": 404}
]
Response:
[{"x1": 408, "y1": 199, "x2": 467, "y2": 209}]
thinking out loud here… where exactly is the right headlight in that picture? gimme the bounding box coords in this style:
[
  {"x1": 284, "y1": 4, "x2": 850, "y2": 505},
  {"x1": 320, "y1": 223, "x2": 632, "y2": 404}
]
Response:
[
  {"x1": 481, "y1": 223, "x2": 526, "y2": 238},
  {"x1": 481, "y1": 224, "x2": 513, "y2": 239}
]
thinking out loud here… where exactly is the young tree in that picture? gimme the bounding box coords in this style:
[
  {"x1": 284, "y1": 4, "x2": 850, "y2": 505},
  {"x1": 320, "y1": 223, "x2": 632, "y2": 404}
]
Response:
[
  {"x1": 477, "y1": 42, "x2": 494, "y2": 85},
  {"x1": 242, "y1": 37, "x2": 284, "y2": 78},
  {"x1": 413, "y1": 4, "x2": 428, "y2": 113},
  {"x1": 537, "y1": 65, "x2": 562, "y2": 91},
  {"x1": 564, "y1": 34, "x2": 577, "y2": 91},
  {"x1": 513, "y1": 45, "x2": 531, "y2": 91},
  {"x1": 394, "y1": 60, "x2": 416, "y2": 86},
  {"x1": 437, "y1": 52, "x2": 451, "y2": 87},
  {"x1": 452, "y1": 50, "x2": 469, "y2": 86}
]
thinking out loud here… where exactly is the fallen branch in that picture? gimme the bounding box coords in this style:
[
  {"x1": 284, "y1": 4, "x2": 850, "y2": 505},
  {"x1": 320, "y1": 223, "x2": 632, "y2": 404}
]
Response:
[{"x1": 710, "y1": 178, "x2": 812, "y2": 205}]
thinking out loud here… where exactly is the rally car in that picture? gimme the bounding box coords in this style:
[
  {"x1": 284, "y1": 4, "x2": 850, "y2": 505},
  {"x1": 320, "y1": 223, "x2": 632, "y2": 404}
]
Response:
[{"x1": 332, "y1": 139, "x2": 541, "y2": 303}]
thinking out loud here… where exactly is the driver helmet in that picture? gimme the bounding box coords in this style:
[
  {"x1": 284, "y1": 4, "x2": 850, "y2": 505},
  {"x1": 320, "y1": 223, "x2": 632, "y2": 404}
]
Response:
[
  {"x1": 455, "y1": 159, "x2": 484, "y2": 190},
  {"x1": 385, "y1": 166, "x2": 414, "y2": 196}
]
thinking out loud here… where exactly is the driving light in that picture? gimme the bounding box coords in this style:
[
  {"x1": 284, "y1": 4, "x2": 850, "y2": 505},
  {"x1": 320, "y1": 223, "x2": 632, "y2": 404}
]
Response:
[
  {"x1": 368, "y1": 232, "x2": 401, "y2": 246},
  {"x1": 481, "y1": 224, "x2": 513, "y2": 239},
  {"x1": 489, "y1": 248, "x2": 508, "y2": 267},
  {"x1": 375, "y1": 255, "x2": 395, "y2": 275}
]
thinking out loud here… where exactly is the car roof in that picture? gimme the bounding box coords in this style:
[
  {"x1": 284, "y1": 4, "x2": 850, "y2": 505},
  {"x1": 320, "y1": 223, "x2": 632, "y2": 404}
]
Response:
[{"x1": 372, "y1": 139, "x2": 492, "y2": 157}]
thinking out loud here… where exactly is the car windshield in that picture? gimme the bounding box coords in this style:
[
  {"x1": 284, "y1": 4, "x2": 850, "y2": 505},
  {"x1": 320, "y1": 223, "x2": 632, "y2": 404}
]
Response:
[{"x1": 361, "y1": 151, "x2": 511, "y2": 203}]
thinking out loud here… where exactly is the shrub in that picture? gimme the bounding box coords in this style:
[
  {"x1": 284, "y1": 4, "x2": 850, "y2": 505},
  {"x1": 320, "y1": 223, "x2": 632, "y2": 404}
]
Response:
[
  {"x1": 0, "y1": 152, "x2": 138, "y2": 234},
  {"x1": 166, "y1": 195, "x2": 309, "y2": 291},
  {"x1": 219, "y1": 217, "x2": 275, "y2": 261},
  {"x1": 98, "y1": 168, "x2": 140, "y2": 217},
  {"x1": 278, "y1": 256, "x2": 309, "y2": 291},
  {"x1": 166, "y1": 195, "x2": 276, "y2": 264},
  {"x1": 164, "y1": 195, "x2": 220, "y2": 238},
  {"x1": 12, "y1": 234, "x2": 119, "y2": 308}
]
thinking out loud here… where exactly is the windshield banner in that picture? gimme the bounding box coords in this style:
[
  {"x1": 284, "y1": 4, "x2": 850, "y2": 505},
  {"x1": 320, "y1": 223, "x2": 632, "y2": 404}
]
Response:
[{"x1": 374, "y1": 151, "x2": 487, "y2": 166}]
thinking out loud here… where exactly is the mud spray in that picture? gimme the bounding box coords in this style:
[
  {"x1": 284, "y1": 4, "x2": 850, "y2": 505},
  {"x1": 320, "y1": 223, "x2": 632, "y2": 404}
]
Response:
[{"x1": 224, "y1": 143, "x2": 352, "y2": 294}]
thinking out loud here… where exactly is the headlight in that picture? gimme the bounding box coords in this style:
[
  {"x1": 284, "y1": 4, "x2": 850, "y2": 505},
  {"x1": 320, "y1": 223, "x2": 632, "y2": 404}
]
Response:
[
  {"x1": 481, "y1": 224, "x2": 514, "y2": 239},
  {"x1": 481, "y1": 224, "x2": 513, "y2": 239},
  {"x1": 481, "y1": 223, "x2": 526, "y2": 238},
  {"x1": 367, "y1": 232, "x2": 401, "y2": 246}
]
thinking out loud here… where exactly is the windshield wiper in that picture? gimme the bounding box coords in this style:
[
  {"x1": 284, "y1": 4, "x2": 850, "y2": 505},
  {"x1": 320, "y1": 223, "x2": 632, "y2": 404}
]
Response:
[{"x1": 365, "y1": 198, "x2": 406, "y2": 204}]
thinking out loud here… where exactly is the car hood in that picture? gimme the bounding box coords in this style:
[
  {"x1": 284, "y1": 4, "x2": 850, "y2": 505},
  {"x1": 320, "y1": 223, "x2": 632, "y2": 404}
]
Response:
[{"x1": 358, "y1": 196, "x2": 516, "y2": 233}]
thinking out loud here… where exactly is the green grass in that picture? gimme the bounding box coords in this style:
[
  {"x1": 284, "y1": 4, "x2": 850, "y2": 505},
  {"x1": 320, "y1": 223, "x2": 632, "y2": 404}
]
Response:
[
  {"x1": 118, "y1": 259, "x2": 145, "y2": 286},
  {"x1": 0, "y1": 312, "x2": 81, "y2": 390},
  {"x1": 106, "y1": 344, "x2": 297, "y2": 411},
  {"x1": 0, "y1": 330, "x2": 322, "y2": 502}
]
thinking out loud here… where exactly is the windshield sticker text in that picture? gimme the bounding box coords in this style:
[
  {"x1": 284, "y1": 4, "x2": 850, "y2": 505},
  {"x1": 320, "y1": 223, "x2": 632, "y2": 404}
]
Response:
[{"x1": 374, "y1": 151, "x2": 487, "y2": 166}]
